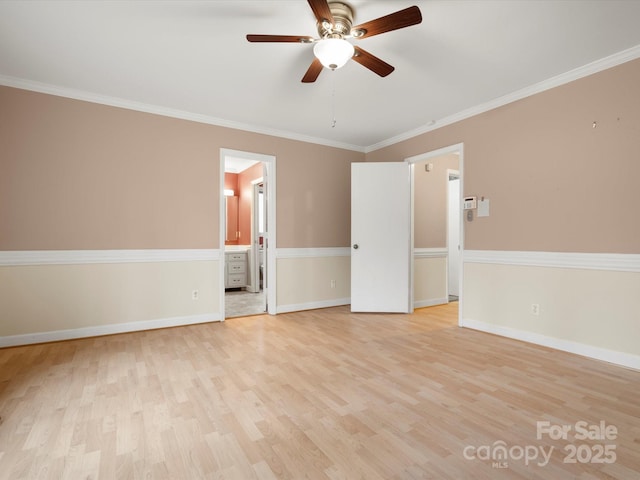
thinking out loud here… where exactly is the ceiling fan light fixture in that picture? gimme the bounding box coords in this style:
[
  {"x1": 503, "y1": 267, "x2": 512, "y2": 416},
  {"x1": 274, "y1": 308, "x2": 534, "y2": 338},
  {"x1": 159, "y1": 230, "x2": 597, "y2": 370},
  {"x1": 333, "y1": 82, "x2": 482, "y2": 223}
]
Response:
[{"x1": 313, "y1": 38, "x2": 354, "y2": 70}]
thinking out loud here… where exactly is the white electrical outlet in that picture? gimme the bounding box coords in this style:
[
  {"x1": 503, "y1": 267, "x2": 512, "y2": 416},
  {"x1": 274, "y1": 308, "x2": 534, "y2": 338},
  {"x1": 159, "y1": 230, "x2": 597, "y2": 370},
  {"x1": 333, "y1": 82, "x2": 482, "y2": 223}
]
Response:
[
  {"x1": 330, "y1": 280, "x2": 336, "y2": 289},
  {"x1": 531, "y1": 303, "x2": 539, "y2": 315},
  {"x1": 192, "y1": 290, "x2": 199, "y2": 300}
]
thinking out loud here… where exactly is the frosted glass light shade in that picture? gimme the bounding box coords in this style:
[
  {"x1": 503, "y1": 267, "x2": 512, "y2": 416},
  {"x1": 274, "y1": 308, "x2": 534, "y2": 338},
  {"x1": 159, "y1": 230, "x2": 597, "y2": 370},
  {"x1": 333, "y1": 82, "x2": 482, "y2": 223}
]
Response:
[{"x1": 313, "y1": 38, "x2": 354, "y2": 70}]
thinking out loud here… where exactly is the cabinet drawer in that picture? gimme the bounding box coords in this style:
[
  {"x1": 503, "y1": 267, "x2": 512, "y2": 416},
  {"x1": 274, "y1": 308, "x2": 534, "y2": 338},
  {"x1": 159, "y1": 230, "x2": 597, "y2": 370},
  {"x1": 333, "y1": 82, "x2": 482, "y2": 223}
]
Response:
[
  {"x1": 227, "y1": 253, "x2": 245, "y2": 261},
  {"x1": 228, "y1": 262, "x2": 246, "y2": 274},
  {"x1": 227, "y1": 274, "x2": 246, "y2": 286}
]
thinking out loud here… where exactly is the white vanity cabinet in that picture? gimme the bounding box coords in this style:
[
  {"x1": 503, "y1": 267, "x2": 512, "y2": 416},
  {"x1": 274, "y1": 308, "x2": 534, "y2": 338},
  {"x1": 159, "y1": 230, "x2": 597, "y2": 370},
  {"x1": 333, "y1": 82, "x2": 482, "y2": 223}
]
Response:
[{"x1": 225, "y1": 251, "x2": 247, "y2": 288}]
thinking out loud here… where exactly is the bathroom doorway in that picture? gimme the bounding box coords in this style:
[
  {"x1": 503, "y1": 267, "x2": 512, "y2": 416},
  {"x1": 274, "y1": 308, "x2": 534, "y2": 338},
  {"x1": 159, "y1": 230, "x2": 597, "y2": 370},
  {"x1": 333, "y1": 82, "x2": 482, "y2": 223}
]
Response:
[{"x1": 220, "y1": 149, "x2": 276, "y2": 319}]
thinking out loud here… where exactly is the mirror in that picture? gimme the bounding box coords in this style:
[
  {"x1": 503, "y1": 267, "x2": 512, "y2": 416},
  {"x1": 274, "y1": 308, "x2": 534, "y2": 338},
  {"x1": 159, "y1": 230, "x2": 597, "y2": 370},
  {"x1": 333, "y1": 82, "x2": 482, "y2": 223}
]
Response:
[{"x1": 225, "y1": 196, "x2": 238, "y2": 242}]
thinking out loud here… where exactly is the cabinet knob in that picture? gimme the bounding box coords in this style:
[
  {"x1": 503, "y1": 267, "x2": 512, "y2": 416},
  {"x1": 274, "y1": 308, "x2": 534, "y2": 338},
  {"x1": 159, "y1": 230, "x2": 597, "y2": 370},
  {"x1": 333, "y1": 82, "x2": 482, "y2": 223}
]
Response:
[{"x1": 353, "y1": 244, "x2": 359, "y2": 250}]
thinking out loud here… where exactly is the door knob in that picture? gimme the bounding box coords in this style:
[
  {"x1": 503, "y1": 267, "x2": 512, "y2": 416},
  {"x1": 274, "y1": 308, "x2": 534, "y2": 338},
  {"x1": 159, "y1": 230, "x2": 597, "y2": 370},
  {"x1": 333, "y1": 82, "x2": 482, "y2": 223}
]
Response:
[{"x1": 353, "y1": 244, "x2": 359, "y2": 249}]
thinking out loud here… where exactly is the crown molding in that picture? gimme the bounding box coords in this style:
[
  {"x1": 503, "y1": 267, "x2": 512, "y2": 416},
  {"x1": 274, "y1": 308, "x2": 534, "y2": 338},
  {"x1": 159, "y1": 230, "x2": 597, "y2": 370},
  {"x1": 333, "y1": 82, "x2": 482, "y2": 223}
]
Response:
[
  {"x1": 0, "y1": 75, "x2": 365, "y2": 153},
  {"x1": 366, "y1": 44, "x2": 640, "y2": 153},
  {"x1": 3, "y1": 43, "x2": 639, "y2": 155}
]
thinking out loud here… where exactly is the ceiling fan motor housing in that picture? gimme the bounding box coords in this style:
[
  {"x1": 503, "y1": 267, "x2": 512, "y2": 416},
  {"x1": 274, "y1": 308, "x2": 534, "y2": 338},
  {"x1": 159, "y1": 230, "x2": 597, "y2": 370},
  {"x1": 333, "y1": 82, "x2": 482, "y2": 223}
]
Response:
[
  {"x1": 317, "y1": 2, "x2": 354, "y2": 39},
  {"x1": 246, "y1": 1, "x2": 423, "y2": 82}
]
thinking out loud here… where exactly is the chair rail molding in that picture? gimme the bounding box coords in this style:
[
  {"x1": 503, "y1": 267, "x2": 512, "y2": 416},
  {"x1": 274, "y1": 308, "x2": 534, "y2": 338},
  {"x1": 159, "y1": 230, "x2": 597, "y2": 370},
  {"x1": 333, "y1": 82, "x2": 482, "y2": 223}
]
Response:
[
  {"x1": 0, "y1": 249, "x2": 219, "y2": 266},
  {"x1": 464, "y1": 250, "x2": 640, "y2": 273}
]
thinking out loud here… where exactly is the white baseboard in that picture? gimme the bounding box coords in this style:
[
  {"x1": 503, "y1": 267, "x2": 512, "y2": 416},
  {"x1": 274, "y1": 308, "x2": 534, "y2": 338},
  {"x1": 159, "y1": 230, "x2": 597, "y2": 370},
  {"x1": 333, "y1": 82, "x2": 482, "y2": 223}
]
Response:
[
  {"x1": 277, "y1": 296, "x2": 449, "y2": 314},
  {"x1": 461, "y1": 318, "x2": 640, "y2": 371},
  {"x1": 0, "y1": 313, "x2": 223, "y2": 348},
  {"x1": 414, "y1": 297, "x2": 448, "y2": 309},
  {"x1": 276, "y1": 298, "x2": 351, "y2": 314}
]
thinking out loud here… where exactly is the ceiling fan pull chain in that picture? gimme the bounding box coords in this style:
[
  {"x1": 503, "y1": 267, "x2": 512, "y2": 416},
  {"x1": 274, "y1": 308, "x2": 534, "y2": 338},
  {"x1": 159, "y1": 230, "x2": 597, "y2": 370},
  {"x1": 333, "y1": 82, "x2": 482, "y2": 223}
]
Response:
[{"x1": 331, "y1": 71, "x2": 337, "y2": 128}]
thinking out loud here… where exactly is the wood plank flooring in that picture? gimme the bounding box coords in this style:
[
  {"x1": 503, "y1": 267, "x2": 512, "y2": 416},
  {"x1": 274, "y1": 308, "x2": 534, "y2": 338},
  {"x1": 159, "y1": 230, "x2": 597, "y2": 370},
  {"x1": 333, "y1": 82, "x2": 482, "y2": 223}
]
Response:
[{"x1": 0, "y1": 303, "x2": 639, "y2": 479}]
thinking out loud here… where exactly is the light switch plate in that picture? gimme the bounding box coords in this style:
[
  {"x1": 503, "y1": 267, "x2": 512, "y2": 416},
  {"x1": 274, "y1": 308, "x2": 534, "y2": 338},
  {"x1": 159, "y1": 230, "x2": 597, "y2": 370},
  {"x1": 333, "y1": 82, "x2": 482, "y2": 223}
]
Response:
[{"x1": 478, "y1": 198, "x2": 490, "y2": 217}]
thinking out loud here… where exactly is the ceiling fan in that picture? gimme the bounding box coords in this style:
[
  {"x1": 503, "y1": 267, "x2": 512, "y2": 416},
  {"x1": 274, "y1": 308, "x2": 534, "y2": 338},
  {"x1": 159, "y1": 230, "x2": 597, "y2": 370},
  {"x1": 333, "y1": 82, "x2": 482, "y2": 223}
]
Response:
[{"x1": 246, "y1": 0, "x2": 422, "y2": 83}]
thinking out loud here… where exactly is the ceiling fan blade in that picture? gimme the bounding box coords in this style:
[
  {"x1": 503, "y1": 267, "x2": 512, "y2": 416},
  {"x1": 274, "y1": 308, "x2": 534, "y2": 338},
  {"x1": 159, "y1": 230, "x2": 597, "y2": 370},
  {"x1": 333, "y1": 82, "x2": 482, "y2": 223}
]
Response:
[
  {"x1": 352, "y1": 46, "x2": 394, "y2": 77},
  {"x1": 351, "y1": 6, "x2": 422, "y2": 39},
  {"x1": 302, "y1": 58, "x2": 323, "y2": 83},
  {"x1": 307, "y1": 0, "x2": 335, "y2": 25},
  {"x1": 246, "y1": 34, "x2": 314, "y2": 43}
]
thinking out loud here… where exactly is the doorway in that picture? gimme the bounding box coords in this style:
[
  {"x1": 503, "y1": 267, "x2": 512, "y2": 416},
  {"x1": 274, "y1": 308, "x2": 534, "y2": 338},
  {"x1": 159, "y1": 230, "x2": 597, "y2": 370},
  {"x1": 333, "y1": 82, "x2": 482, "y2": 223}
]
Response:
[
  {"x1": 220, "y1": 149, "x2": 276, "y2": 319},
  {"x1": 406, "y1": 143, "x2": 464, "y2": 324}
]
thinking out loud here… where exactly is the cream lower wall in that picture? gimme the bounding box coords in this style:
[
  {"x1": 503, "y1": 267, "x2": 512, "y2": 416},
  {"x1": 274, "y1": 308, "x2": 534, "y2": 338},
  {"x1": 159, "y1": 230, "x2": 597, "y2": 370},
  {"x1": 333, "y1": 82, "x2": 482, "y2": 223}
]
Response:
[
  {"x1": 462, "y1": 259, "x2": 640, "y2": 368},
  {"x1": 275, "y1": 249, "x2": 449, "y2": 313},
  {"x1": 276, "y1": 252, "x2": 350, "y2": 313},
  {"x1": 413, "y1": 254, "x2": 448, "y2": 308},
  {"x1": 0, "y1": 248, "x2": 353, "y2": 345},
  {"x1": 0, "y1": 259, "x2": 220, "y2": 346}
]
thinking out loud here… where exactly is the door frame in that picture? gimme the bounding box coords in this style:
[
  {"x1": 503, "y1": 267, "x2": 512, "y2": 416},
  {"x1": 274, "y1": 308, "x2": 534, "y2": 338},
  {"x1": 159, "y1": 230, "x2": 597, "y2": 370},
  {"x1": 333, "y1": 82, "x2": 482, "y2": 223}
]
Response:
[
  {"x1": 219, "y1": 148, "x2": 276, "y2": 318},
  {"x1": 447, "y1": 169, "x2": 461, "y2": 298},
  {"x1": 405, "y1": 142, "x2": 464, "y2": 326},
  {"x1": 247, "y1": 178, "x2": 264, "y2": 295}
]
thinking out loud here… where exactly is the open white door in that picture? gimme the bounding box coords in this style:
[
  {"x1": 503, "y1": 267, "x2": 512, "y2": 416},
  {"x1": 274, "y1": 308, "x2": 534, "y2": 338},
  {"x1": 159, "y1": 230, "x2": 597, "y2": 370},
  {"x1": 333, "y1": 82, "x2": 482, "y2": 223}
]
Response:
[
  {"x1": 220, "y1": 148, "x2": 276, "y2": 319},
  {"x1": 351, "y1": 162, "x2": 412, "y2": 313}
]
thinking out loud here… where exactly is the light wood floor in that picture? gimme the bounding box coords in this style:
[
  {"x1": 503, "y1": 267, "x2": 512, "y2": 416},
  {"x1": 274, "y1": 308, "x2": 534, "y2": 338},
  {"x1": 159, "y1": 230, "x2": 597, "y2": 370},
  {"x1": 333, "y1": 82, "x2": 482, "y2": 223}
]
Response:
[{"x1": 0, "y1": 304, "x2": 638, "y2": 479}]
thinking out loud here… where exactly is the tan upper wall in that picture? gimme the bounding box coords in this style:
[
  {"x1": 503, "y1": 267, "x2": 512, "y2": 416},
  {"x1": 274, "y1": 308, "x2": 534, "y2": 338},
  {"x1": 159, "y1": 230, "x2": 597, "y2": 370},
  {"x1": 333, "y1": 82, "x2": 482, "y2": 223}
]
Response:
[
  {"x1": 414, "y1": 154, "x2": 459, "y2": 249},
  {"x1": 276, "y1": 141, "x2": 356, "y2": 248},
  {"x1": 366, "y1": 58, "x2": 640, "y2": 254},
  {"x1": 1, "y1": 87, "x2": 218, "y2": 250},
  {"x1": 4, "y1": 57, "x2": 638, "y2": 253},
  {"x1": 0, "y1": 86, "x2": 363, "y2": 250}
]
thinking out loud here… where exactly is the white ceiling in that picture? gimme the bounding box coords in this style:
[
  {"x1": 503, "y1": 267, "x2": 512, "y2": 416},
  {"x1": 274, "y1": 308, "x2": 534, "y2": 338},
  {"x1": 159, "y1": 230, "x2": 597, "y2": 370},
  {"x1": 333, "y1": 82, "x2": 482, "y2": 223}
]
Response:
[
  {"x1": 2, "y1": 1, "x2": 640, "y2": 151},
  {"x1": 225, "y1": 155, "x2": 259, "y2": 173}
]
